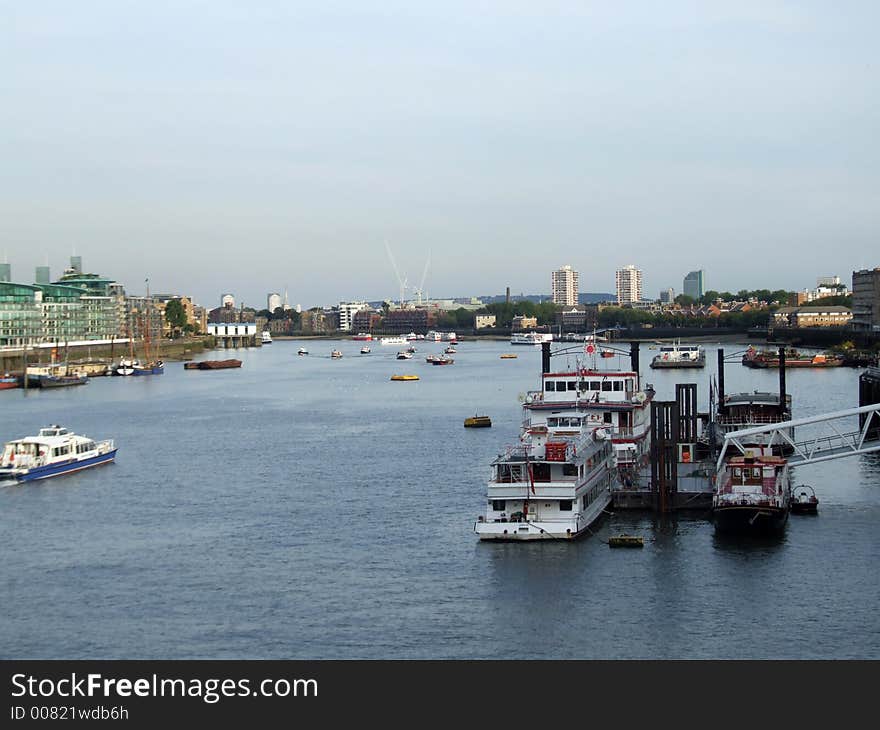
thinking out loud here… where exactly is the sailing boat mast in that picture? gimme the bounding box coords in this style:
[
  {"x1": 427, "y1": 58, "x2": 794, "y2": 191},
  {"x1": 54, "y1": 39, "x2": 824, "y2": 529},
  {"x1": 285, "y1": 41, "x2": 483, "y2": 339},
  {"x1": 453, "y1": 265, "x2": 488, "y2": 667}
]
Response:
[{"x1": 144, "y1": 278, "x2": 151, "y2": 364}]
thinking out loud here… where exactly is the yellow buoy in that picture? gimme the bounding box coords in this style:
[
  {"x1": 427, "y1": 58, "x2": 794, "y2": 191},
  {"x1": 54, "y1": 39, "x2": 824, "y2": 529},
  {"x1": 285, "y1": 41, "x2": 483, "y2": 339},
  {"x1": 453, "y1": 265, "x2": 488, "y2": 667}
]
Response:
[{"x1": 390, "y1": 374, "x2": 419, "y2": 381}]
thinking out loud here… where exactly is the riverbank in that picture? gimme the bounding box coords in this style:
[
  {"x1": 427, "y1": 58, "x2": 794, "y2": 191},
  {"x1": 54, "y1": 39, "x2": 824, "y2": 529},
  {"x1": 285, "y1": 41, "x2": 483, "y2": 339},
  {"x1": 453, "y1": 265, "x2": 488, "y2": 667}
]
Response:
[{"x1": 0, "y1": 336, "x2": 217, "y2": 374}]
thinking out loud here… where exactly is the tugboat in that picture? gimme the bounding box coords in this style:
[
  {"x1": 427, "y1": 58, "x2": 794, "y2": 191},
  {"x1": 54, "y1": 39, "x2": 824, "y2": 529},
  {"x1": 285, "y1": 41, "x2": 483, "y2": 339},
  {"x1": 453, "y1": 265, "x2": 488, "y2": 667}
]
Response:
[
  {"x1": 0, "y1": 425, "x2": 117, "y2": 483},
  {"x1": 464, "y1": 415, "x2": 492, "y2": 428},
  {"x1": 790, "y1": 485, "x2": 819, "y2": 514},
  {"x1": 712, "y1": 451, "x2": 791, "y2": 534}
]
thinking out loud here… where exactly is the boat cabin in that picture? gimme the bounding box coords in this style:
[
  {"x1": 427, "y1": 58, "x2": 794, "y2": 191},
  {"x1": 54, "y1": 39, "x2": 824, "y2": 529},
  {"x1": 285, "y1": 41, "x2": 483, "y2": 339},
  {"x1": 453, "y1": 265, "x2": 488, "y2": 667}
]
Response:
[{"x1": 719, "y1": 454, "x2": 789, "y2": 500}]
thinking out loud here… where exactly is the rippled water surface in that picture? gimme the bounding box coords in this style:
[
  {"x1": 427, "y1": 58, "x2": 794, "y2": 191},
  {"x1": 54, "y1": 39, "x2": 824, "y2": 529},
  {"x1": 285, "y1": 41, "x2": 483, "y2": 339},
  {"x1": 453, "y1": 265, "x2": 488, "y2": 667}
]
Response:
[{"x1": 2, "y1": 339, "x2": 878, "y2": 658}]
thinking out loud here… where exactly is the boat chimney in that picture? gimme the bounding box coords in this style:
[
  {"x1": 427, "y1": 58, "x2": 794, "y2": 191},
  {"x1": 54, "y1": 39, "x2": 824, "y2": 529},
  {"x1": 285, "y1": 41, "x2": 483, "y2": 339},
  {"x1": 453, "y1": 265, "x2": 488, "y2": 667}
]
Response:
[
  {"x1": 630, "y1": 341, "x2": 640, "y2": 375},
  {"x1": 778, "y1": 345, "x2": 787, "y2": 416},
  {"x1": 542, "y1": 341, "x2": 551, "y2": 374},
  {"x1": 717, "y1": 348, "x2": 725, "y2": 413}
]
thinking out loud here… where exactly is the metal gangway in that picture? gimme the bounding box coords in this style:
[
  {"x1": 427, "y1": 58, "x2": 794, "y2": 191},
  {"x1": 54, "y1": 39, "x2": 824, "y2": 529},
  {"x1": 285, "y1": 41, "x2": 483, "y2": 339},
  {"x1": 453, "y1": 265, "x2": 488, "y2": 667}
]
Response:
[{"x1": 716, "y1": 403, "x2": 880, "y2": 472}]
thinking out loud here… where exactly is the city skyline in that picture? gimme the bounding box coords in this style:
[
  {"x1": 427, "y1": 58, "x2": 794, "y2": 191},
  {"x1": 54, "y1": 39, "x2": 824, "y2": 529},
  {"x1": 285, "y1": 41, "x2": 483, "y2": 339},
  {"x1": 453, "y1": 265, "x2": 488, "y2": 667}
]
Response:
[{"x1": 3, "y1": 3, "x2": 879, "y2": 307}]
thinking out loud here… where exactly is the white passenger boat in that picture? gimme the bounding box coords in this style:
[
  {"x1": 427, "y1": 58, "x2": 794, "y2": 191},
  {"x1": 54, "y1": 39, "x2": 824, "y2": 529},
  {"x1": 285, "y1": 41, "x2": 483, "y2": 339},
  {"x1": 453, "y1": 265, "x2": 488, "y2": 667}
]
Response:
[
  {"x1": 360, "y1": 346, "x2": 371, "y2": 354},
  {"x1": 510, "y1": 332, "x2": 553, "y2": 346},
  {"x1": 475, "y1": 423, "x2": 615, "y2": 540},
  {"x1": 0, "y1": 426, "x2": 117, "y2": 484},
  {"x1": 261, "y1": 331, "x2": 273, "y2": 345},
  {"x1": 380, "y1": 336, "x2": 407, "y2": 346},
  {"x1": 397, "y1": 351, "x2": 413, "y2": 360},
  {"x1": 331, "y1": 350, "x2": 343, "y2": 359},
  {"x1": 650, "y1": 342, "x2": 705, "y2": 369}
]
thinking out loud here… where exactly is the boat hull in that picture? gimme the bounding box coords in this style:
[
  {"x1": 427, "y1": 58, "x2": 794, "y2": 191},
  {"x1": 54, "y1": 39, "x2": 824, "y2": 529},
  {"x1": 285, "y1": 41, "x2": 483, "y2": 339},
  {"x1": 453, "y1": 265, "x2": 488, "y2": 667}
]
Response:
[
  {"x1": 33, "y1": 375, "x2": 88, "y2": 388},
  {"x1": 1, "y1": 449, "x2": 117, "y2": 483},
  {"x1": 0, "y1": 379, "x2": 20, "y2": 390},
  {"x1": 475, "y1": 495, "x2": 611, "y2": 541},
  {"x1": 790, "y1": 502, "x2": 818, "y2": 515},
  {"x1": 133, "y1": 364, "x2": 164, "y2": 375},
  {"x1": 713, "y1": 504, "x2": 789, "y2": 534},
  {"x1": 650, "y1": 359, "x2": 705, "y2": 369}
]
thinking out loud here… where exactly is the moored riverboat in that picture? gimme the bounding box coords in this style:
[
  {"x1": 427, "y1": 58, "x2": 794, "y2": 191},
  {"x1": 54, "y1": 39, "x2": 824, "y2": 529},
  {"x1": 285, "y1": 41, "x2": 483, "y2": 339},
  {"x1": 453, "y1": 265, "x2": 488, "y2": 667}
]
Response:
[
  {"x1": 650, "y1": 343, "x2": 706, "y2": 369},
  {"x1": 712, "y1": 452, "x2": 791, "y2": 534},
  {"x1": 791, "y1": 485, "x2": 819, "y2": 514},
  {"x1": 742, "y1": 346, "x2": 843, "y2": 368}
]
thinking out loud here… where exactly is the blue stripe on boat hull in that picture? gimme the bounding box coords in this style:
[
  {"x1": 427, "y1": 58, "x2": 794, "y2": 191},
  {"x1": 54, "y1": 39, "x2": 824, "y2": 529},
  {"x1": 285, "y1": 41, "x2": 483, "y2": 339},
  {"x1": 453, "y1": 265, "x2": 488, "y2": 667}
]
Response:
[{"x1": 2, "y1": 450, "x2": 117, "y2": 482}]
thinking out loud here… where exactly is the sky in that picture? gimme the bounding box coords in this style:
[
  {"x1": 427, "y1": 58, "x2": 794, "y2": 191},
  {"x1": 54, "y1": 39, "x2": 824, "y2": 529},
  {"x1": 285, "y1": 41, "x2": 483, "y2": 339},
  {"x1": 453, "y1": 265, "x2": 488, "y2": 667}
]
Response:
[{"x1": 2, "y1": 1, "x2": 879, "y2": 310}]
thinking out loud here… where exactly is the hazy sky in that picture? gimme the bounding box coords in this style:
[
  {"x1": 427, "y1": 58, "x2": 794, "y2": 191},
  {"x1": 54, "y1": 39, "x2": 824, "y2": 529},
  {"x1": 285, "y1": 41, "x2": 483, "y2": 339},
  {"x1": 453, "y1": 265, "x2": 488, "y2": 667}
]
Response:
[{"x1": 2, "y1": 1, "x2": 878, "y2": 309}]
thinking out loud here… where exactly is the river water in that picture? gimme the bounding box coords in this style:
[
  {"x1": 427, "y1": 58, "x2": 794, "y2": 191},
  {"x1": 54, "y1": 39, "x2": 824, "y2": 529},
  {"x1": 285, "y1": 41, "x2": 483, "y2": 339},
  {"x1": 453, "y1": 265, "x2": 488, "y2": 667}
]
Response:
[{"x1": 2, "y1": 338, "x2": 878, "y2": 658}]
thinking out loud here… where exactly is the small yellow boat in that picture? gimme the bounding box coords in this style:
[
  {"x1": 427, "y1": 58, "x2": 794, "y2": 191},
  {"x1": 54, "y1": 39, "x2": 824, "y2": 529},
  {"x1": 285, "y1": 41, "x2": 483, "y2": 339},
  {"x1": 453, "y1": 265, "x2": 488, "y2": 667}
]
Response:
[
  {"x1": 608, "y1": 534, "x2": 644, "y2": 548},
  {"x1": 390, "y1": 374, "x2": 419, "y2": 381},
  {"x1": 464, "y1": 415, "x2": 492, "y2": 428},
  {"x1": 499, "y1": 353, "x2": 518, "y2": 359}
]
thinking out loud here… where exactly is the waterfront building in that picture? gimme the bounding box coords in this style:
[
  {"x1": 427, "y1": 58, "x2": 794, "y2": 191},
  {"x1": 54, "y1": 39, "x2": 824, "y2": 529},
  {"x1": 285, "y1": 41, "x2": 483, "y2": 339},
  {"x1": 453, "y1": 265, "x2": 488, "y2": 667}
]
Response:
[
  {"x1": 683, "y1": 270, "x2": 704, "y2": 301},
  {"x1": 852, "y1": 268, "x2": 880, "y2": 332},
  {"x1": 616, "y1": 265, "x2": 642, "y2": 305},
  {"x1": 206, "y1": 321, "x2": 258, "y2": 347},
  {"x1": 352, "y1": 308, "x2": 382, "y2": 333},
  {"x1": 772, "y1": 306, "x2": 853, "y2": 328},
  {"x1": 0, "y1": 255, "x2": 129, "y2": 348},
  {"x1": 337, "y1": 301, "x2": 369, "y2": 332},
  {"x1": 475, "y1": 314, "x2": 497, "y2": 329},
  {"x1": 556, "y1": 305, "x2": 598, "y2": 332},
  {"x1": 511, "y1": 315, "x2": 538, "y2": 331},
  {"x1": 551, "y1": 265, "x2": 579, "y2": 307},
  {"x1": 267, "y1": 292, "x2": 282, "y2": 313},
  {"x1": 384, "y1": 307, "x2": 435, "y2": 334},
  {"x1": 659, "y1": 288, "x2": 675, "y2": 304}
]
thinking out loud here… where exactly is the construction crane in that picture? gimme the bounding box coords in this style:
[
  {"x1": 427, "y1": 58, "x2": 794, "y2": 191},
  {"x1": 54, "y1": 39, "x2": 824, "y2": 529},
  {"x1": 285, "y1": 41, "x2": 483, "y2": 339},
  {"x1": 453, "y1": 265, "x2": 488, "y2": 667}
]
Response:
[
  {"x1": 412, "y1": 251, "x2": 431, "y2": 307},
  {"x1": 384, "y1": 241, "x2": 409, "y2": 307}
]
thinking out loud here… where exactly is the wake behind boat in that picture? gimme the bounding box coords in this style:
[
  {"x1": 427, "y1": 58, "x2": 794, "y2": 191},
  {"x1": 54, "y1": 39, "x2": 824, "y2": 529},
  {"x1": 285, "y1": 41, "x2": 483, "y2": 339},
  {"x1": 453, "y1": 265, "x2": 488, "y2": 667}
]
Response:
[{"x1": 0, "y1": 425, "x2": 117, "y2": 483}]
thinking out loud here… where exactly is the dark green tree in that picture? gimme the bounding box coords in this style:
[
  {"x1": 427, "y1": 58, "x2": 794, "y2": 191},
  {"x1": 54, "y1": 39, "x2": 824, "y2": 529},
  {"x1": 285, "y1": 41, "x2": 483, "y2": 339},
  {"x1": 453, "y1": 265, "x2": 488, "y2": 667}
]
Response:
[{"x1": 164, "y1": 298, "x2": 188, "y2": 337}]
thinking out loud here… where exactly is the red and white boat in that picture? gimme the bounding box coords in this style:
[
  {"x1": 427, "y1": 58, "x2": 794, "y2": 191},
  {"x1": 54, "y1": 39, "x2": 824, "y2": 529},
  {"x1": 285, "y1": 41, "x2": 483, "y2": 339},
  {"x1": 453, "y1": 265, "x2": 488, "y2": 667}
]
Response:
[
  {"x1": 352, "y1": 333, "x2": 373, "y2": 341},
  {"x1": 713, "y1": 452, "x2": 791, "y2": 534}
]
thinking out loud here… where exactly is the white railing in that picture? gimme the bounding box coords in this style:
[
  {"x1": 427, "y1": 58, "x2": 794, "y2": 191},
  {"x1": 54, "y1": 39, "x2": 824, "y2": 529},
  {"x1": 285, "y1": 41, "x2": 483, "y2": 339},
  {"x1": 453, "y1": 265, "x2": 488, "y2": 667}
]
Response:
[{"x1": 716, "y1": 403, "x2": 880, "y2": 472}]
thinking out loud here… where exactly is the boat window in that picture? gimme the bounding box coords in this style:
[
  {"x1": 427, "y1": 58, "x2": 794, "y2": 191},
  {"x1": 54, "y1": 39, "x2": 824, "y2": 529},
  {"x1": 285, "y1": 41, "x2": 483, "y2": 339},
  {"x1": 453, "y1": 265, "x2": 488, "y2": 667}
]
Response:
[
  {"x1": 752, "y1": 468, "x2": 762, "y2": 478},
  {"x1": 545, "y1": 381, "x2": 555, "y2": 392},
  {"x1": 563, "y1": 464, "x2": 577, "y2": 476},
  {"x1": 589, "y1": 381, "x2": 600, "y2": 390},
  {"x1": 559, "y1": 500, "x2": 572, "y2": 511},
  {"x1": 602, "y1": 381, "x2": 612, "y2": 391},
  {"x1": 567, "y1": 381, "x2": 577, "y2": 391},
  {"x1": 603, "y1": 413, "x2": 612, "y2": 424},
  {"x1": 613, "y1": 381, "x2": 623, "y2": 391},
  {"x1": 492, "y1": 500, "x2": 506, "y2": 511},
  {"x1": 555, "y1": 381, "x2": 566, "y2": 391},
  {"x1": 733, "y1": 468, "x2": 742, "y2": 478},
  {"x1": 547, "y1": 418, "x2": 558, "y2": 427}
]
